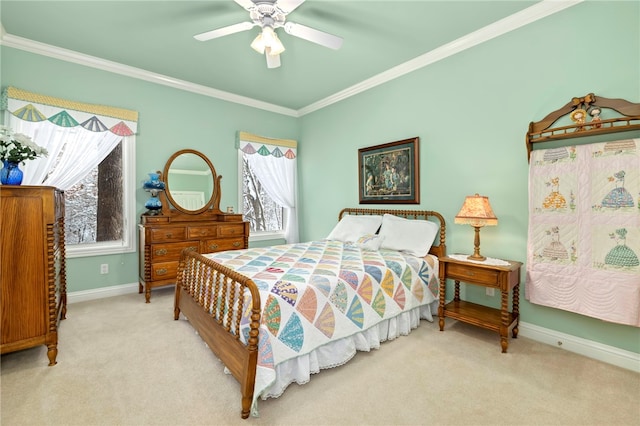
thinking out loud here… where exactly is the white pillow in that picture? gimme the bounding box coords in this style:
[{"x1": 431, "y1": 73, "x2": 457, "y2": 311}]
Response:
[
  {"x1": 378, "y1": 214, "x2": 439, "y2": 257},
  {"x1": 326, "y1": 215, "x2": 383, "y2": 243}
]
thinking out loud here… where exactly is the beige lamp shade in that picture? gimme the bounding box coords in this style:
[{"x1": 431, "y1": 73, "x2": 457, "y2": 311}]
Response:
[
  {"x1": 454, "y1": 194, "x2": 498, "y2": 227},
  {"x1": 455, "y1": 194, "x2": 497, "y2": 261}
]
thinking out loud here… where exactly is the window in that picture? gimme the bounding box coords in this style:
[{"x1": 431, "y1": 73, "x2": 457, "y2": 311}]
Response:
[
  {"x1": 61, "y1": 137, "x2": 136, "y2": 257},
  {"x1": 240, "y1": 153, "x2": 285, "y2": 239},
  {"x1": 3, "y1": 86, "x2": 138, "y2": 258},
  {"x1": 237, "y1": 132, "x2": 298, "y2": 244}
]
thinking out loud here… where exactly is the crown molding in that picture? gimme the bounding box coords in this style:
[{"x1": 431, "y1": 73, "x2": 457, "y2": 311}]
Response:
[
  {"x1": 0, "y1": 33, "x2": 299, "y2": 117},
  {"x1": 0, "y1": 0, "x2": 581, "y2": 117},
  {"x1": 298, "y1": 0, "x2": 582, "y2": 116}
]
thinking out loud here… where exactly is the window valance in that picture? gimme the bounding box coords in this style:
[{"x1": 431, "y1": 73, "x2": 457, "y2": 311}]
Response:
[
  {"x1": 237, "y1": 131, "x2": 296, "y2": 159},
  {"x1": 2, "y1": 86, "x2": 138, "y2": 136}
]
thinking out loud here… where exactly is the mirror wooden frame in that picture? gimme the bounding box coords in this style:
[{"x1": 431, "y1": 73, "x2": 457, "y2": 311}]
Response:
[{"x1": 161, "y1": 149, "x2": 222, "y2": 215}]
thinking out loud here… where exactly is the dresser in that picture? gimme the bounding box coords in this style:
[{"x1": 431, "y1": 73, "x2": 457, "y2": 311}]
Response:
[
  {"x1": 0, "y1": 186, "x2": 67, "y2": 365},
  {"x1": 138, "y1": 149, "x2": 250, "y2": 302},
  {"x1": 139, "y1": 214, "x2": 249, "y2": 302}
]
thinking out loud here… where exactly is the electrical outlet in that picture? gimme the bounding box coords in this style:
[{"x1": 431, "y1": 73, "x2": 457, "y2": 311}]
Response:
[
  {"x1": 485, "y1": 288, "x2": 495, "y2": 297},
  {"x1": 100, "y1": 264, "x2": 109, "y2": 274}
]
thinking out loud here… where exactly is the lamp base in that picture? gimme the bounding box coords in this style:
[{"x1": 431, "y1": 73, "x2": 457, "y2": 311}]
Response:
[
  {"x1": 467, "y1": 253, "x2": 486, "y2": 261},
  {"x1": 468, "y1": 226, "x2": 487, "y2": 261}
]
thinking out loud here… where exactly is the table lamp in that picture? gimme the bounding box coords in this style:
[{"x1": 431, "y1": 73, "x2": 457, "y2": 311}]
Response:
[{"x1": 454, "y1": 194, "x2": 498, "y2": 261}]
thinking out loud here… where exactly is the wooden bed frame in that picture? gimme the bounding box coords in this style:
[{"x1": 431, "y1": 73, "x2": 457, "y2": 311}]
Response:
[{"x1": 173, "y1": 208, "x2": 446, "y2": 419}]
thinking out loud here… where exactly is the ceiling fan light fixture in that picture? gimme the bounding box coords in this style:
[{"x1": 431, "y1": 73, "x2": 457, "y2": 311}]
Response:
[
  {"x1": 261, "y1": 25, "x2": 276, "y2": 46},
  {"x1": 250, "y1": 26, "x2": 285, "y2": 56},
  {"x1": 250, "y1": 33, "x2": 266, "y2": 54},
  {"x1": 265, "y1": 47, "x2": 281, "y2": 69},
  {"x1": 269, "y1": 32, "x2": 286, "y2": 55},
  {"x1": 196, "y1": 0, "x2": 342, "y2": 69}
]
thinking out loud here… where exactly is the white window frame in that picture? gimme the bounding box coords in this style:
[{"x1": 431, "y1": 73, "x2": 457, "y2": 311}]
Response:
[
  {"x1": 65, "y1": 136, "x2": 136, "y2": 258},
  {"x1": 237, "y1": 151, "x2": 286, "y2": 242}
]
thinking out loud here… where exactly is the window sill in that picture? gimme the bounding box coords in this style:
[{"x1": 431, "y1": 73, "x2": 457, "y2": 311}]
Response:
[
  {"x1": 66, "y1": 241, "x2": 135, "y2": 258},
  {"x1": 249, "y1": 231, "x2": 286, "y2": 242}
]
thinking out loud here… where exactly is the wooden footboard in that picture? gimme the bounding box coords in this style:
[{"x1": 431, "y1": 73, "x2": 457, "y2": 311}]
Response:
[{"x1": 174, "y1": 249, "x2": 261, "y2": 419}]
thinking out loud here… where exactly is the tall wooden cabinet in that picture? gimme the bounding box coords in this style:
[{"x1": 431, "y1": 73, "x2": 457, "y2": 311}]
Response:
[{"x1": 1, "y1": 186, "x2": 67, "y2": 365}]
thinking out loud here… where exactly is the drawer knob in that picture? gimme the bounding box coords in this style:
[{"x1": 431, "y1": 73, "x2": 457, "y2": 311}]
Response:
[
  {"x1": 209, "y1": 243, "x2": 219, "y2": 250},
  {"x1": 187, "y1": 246, "x2": 197, "y2": 251},
  {"x1": 156, "y1": 268, "x2": 168, "y2": 275},
  {"x1": 233, "y1": 242, "x2": 241, "y2": 247},
  {"x1": 155, "y1": 248, "x2": 167, "y2": 256},
  {"x1": 165, "y1": 233, "x2": 173, "y2": 238}
]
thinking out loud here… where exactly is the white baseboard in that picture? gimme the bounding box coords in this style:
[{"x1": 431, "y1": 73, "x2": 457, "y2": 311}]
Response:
[
  {"x1": 67, "y1": 282, "x2": 139, "y2": 304},
  {"x1": 519, "y1": 321, "x2": 639, "y2": 373},
  {"x1": 67, "y1": 286, "x2": 639, "y2": 373}
]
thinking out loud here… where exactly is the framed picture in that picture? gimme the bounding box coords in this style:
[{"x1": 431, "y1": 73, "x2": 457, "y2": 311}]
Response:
[{"x1": 358, "y1": 137, "x2": 420, "y2": 204}]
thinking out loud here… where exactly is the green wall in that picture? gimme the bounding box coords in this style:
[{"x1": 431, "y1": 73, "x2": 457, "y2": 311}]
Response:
[
  {"x1": 297, "y1": 1, "x2": 639, "y2": 353},
  {"x1": 1, "y1": 46, "x2": 299, "y2": 295},
  {"x1": 1, "y1": 1, "x2": 638, "y2": 353}
]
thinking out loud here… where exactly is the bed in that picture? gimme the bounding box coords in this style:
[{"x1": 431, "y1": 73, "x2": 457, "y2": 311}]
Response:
[{"x1": 173, "y1": 208, "x2": 446, "y2": 419}]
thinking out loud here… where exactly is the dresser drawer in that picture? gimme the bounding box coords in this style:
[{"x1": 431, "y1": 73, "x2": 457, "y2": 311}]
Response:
[
  {"x1": 446, "y1": 262, "x2": 498, "y2": 285},
  {"x1": 151, "y1": 241, "x2": 198, "y2": 261},
  {"x1": 149, "y1": 227, "x2": 186, "y2": 242},
  {"x1": 150, "y1": 261, "x2": 178, "y2": 280},
  {"x1": 218, "y1": 224, "x2": 244, "y2": 237},
  {"x1": 139, "y1": 217, "x2": 249, "y2": 302},
  {"x1": 188, "y1": 226, "x2": 217, "y2": 238},
  {"x1": 203, "y1": 238, "x2": 244, "y2": 253}
]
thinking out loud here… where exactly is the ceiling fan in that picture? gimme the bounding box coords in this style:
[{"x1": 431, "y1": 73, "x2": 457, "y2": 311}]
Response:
[{"x1": 194, "y1": 0, "x2": 343, "y2": 69}]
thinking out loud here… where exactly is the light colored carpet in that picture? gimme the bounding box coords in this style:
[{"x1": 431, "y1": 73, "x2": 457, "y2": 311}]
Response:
[{"x1": 1, "y1": 287, "x2": 639, "y2": 426}]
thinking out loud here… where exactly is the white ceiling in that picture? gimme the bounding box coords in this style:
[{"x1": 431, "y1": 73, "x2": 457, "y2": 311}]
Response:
[{"x1": 0, "y1": 1, "x2": 580, "y2": 115}]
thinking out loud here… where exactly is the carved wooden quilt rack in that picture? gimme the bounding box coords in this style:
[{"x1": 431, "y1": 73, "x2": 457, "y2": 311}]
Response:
[{"x1": 526, "y1": 93, "x2": 640, "y2": 161}]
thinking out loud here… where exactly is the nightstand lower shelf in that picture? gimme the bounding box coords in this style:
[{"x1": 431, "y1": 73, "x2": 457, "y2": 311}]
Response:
[{"x1": 443, "y1": 300, "x2": 517, "y2": 333}]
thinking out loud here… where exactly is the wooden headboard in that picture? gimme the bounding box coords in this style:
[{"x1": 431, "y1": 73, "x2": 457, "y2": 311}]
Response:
[{"x1": 338, "y1": 208, "x2": 446, "y2": 258}]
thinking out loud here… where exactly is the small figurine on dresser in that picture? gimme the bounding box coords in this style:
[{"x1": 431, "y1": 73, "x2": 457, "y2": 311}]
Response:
[{"x1": 143, "y1": 172, "x2": 165, "y2": 215}]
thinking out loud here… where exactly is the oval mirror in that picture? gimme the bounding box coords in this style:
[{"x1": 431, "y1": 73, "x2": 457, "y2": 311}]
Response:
[{"x1": 163, "y1": 149, "x2": 217, "y2": 214}]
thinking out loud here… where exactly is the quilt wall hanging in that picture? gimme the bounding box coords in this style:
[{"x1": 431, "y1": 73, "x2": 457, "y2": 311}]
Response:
[{"x1": 526, "y1": 138, "x2": 640, "y2": 327}]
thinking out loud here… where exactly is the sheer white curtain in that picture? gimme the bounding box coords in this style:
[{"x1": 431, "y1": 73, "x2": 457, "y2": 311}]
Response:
[
  {"x1": 8, "y1": 118, "x2": 121, "y2": 188},
  {"x1": 3, "y1": 86, "x2": 137, "y2": 189},
  {"x1": 239, "y1": 132, "x2": 298, "y2": 243}
]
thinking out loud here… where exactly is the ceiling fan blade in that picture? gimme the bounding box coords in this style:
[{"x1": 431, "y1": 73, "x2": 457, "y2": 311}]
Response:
[
  {"x1": 194, "y1": 21, "x2": 255, "y2": 41},
  {"x1": 233, "y1": 0, "x2": 256, "y2": 11},
  {"x1": 277, "y1": 0, "x2": 305, "y2": 14},
  {"x1": 283, "y1": 22, "x2": 343, "y2": 50},
  {"x1": 265, "y1": 48, "x2": 281, "y2": 69}
]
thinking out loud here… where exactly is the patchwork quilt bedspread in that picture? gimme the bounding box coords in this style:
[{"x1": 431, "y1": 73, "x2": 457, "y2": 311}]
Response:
[{"x1": 205, "y1": 239, "x2": 439, "y2": 408}]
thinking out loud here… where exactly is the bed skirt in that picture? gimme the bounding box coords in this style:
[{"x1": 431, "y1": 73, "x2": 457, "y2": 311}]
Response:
[{"x1": 214, "y1": 300, "x2": 438, "y2": 416}]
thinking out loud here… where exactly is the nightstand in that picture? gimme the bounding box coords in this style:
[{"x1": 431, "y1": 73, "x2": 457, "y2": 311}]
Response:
[{"x1": 438, "y1": 256, "x2": 522, "y2": 353}]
